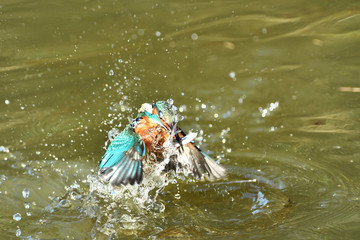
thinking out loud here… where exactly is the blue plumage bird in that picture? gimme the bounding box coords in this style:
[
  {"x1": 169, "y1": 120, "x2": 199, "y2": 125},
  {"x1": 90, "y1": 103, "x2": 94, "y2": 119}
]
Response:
[{"x1": 98, "y1": 100, "x2": 226, "y2": 186}]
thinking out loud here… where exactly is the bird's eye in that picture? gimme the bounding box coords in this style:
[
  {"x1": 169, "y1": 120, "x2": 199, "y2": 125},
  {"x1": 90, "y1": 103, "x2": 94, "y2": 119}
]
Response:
[{"x1": 159, "y1": 111, "x2": 164, "y2": 120}]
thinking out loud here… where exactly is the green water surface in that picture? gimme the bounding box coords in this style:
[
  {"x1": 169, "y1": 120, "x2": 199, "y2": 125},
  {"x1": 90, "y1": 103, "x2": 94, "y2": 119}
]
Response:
[{"x1": 1, "y1": 0, "x2": 360, "y2": 239}]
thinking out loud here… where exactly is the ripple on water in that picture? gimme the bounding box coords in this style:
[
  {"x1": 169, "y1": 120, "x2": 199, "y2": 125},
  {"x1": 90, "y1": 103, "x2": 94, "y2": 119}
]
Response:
[
  {"x1": 231, "y1": 150, "x2": 358, "y2": 238},
  {"x1": 9, "y1": 131, "x2": 355, "y2": 238}
]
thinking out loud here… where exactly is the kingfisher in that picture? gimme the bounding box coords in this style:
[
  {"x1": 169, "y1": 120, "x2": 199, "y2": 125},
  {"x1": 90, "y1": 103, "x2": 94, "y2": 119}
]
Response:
[{"x1": 98, "y1": 100, "x2": 226, "y2": 186}]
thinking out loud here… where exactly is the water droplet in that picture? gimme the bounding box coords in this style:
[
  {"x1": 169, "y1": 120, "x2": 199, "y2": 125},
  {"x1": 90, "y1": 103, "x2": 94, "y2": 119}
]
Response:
[
  {"x1": 108, "y1": 128, "x2": 120, "y2": 141},
  {"x1": 0, "y1": 146, "x2": 10, "y2": 153},
  {"x1": 171, "y1": 105, "x2": 178, "y2": 112},
  {"x1": 22, "y1": 188, "x2": 30, "y2": 198},
  {"x1": 155, "y1": 31, "x2": 161, "y2": 37},
  {"x1": 16, "y1": 228, "x2": 21, "y2": 237},
  {"x1": 191, "y1": 33, "x2": 198, "y2": 40},
  {"x1": 58, "y1": 199, "x2": 72, "y2": 208},
  {"x1": 108, "y1": 69, "x2": 114, "y2": 76},
  {"x1": 5, "y1": 99, "x2": 10, "y2": 104},
  {"x1": 13, "y1": 213, "x2": 22, "y2": 221},
  {"x1": 24, "y1": 202, "x2": 30, "y2": 209},
  {"x1": 174, "y1": 193, "x2": 181, "y2": 199},
  {"x1": 229, "y1": 72, "x2": 236, "y2": 79},
  {"x1": 137, "y1": 29, "x2": 144, "y2": 36},
  {"x1": 167, "y1": 98, "x2": 174, "y2": 105}
]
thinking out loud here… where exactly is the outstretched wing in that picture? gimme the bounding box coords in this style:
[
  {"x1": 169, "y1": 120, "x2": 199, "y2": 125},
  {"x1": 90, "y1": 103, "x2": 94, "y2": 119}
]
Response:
[
  {"x1": 182, "y1": 143, "x2": 226, "y2": 180},
  {"x1": 99, "y1": 126, "x2": 145, "y2": 186},
  {"x1": 169, "y1": 127, "x2": 226, "y2": 180}
]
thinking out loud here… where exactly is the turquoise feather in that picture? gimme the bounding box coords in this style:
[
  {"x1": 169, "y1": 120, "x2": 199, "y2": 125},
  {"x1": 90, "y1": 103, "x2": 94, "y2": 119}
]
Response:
[{"x1": 98, "y1": 126, "x2": 145, "y2": 186}]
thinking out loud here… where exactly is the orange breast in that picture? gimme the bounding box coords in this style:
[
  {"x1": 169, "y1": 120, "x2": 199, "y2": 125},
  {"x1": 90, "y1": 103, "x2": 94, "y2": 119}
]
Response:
[{"x1": 134, "y1": 117, "x2": 170, "y2": 159}]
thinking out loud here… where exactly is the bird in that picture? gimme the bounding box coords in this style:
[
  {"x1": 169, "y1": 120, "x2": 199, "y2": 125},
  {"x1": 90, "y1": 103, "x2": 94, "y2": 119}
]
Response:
[{"x1": 98, "y1": 100, "x2": 226, "y2": 186}]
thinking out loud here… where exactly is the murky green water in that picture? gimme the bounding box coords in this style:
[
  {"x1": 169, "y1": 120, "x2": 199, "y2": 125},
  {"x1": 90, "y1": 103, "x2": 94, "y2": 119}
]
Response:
[{"x1": 1, "y1": 0, "x2": 360, "y2": 239}]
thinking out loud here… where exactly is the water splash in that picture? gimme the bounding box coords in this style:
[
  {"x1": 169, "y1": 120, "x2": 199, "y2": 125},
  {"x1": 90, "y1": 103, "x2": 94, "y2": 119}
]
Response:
[
  {"x1": 84, "y1": 170, "x2": 174, "y2": 236},
  {"x1": 82, "y1": 131, "x2": 211, "y2": 237},
  {"x1": 89, "y1": 153, "x2": 174, "y2": 207},
  {"x1": 107, "y1": 128, "x2": 121, "y2": 142},
  {"x1": 259, "y1": 101, "x2": 279, "y2": 117}
]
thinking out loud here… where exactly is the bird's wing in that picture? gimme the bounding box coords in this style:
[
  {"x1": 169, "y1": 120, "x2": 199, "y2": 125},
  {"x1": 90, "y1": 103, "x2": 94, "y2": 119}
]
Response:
[
  {"x1": 98, "y1": 126, "x2": 145, "y2": 186},
  {"x1": 171, "y1": 127, "x2": 226, "y2": 180},
  {"x1": 182, "y1": 143, "x2": 226, "y2": 180}
]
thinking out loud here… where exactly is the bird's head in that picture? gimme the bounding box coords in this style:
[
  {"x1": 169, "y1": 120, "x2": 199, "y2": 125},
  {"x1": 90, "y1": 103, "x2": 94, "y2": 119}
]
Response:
[
  {"x1": 137, "y1": 99, "x2": 182, "y2": 131},
  {"x1": 152, "y1": 99, "x2": 182, "y2": 130}
]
